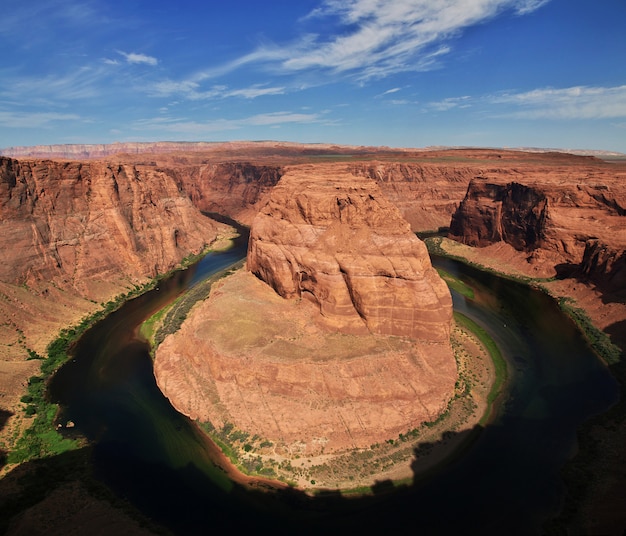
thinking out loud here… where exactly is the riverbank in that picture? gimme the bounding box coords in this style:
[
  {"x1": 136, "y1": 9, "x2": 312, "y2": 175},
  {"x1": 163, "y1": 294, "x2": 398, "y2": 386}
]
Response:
[
  {"x1": 426, "y1": 237, "x2": 624, "y2": 365},
  {"x1": 426, "y1": 236, "x2": 626, "y2": 535},
  {"x1": 0, "y1": 233, "x2": 239, "y2": 474}
]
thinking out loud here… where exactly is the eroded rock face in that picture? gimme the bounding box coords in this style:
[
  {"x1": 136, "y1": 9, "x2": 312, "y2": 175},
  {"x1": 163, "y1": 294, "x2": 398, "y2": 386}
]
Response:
[
  {"x1": 449, "y1": 179, "x2": 548, "y2": 250},
  {"x1": 580, "y1": 240, "x2": 626, "y2": 298},
  {"x1": 0, "y1": 156, "x2": 232, "y2": 361},
  {"x1": 352, "y1": 162, "x2": 476, "y2": 231},
  {"x1": 0, "y1": 158, "x2": 227, "y2": 296},
  {"x1": 247, "y1": 164, "x2": 453, "y2": 341},
  {"x1": 449, "y1": 174, "x2": 626, "y2": 280},
  {"x1": 166, "y1": 162, "x2": 283, "y2": 225}
]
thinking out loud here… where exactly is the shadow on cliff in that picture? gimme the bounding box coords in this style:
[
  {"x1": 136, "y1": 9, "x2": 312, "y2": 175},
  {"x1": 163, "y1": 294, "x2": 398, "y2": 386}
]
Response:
[
  {"x1": 555, "y1": 262, "x2": 626, "y2": 305},
  {"x1": 0, "y1": 426, "x2": 502, "y2": 535},
  {"x1": 605, "y1": 319, "x2": 626, "y2": 353}
]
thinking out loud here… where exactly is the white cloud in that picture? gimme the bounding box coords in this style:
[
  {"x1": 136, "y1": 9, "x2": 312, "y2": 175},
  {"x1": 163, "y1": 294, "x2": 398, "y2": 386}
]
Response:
[
  {"x1": 427, "y1": 95, "x2": 472, "y2": 111},
  {"x1": 382, "y1": 88, "x2": 402, "y2": 96},
  {"x1": 149, "y1": 79, "x2": 284, "y2": 101},
  {"x1": 154, "y1": 0, "x2": 551, "y2": 91},
  {"x1": 514, "y1": 0, "x2": 551, "y2": 15},
  {"x1": 118, "y1": 51, "x2": 158, "y2": 66},
  {"x1": 0, "y1": 110, "x2": 81, "y2": 128},
  {"x1": 271, "y1": 0, "x2": 552, "y2": 79},
  {"x1": 490, "y1": 85, "x2": 626, "y2": 119},
  {"x1": 131, "y1": 111, "x2": 329, "y2": 136},
  {"x1": 226, "y1": 86, "x2": 285, "y2": 99}
]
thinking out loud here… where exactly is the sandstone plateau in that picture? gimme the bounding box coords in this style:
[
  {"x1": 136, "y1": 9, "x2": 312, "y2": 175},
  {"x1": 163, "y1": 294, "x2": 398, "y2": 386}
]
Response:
[{"x1": 154, "y1": 164, "x2": 457, "y2": 456}]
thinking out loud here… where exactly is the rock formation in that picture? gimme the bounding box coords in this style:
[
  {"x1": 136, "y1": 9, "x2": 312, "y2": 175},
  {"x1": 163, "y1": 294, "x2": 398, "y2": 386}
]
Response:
[
  {"x1": 248, "y1": 164, "x2": 453, "y2": 340},
  {"x1": 449, "y1": 171, "x2": 626, "y2": 282},
  {"x1": 155, "y1": 163, "x2": 457, "y2": 456},
  {"x1": 0, "y1": 157, "x2": 232, "y2": 362},
  {"x1": 0, "y1": 157, "x2": 228, "y2": 295},
  {"x1": 165, "y1": 162, "x2": 283, "y2": 225},
  {"x1": 351, "y1": 162, "x2": 476, "y2": 231}
]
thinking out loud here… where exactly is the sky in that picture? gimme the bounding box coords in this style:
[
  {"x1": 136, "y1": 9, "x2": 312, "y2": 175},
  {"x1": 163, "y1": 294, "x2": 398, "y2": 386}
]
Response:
[{"x1": 1, "y1": 0, "x2": 625, "y2": 152}]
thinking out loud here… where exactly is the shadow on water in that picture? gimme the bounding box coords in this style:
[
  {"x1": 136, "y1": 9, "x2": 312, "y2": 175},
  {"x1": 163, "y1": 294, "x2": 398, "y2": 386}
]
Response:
[{"x1": 1, "y1": 424, "x2": 492, "y2": 535}]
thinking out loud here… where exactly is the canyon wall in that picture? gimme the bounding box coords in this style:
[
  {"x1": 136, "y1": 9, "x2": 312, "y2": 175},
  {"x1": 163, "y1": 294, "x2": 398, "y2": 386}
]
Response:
[
  {"x1": 351, "y1": 162, "x2": 475, "y2": 231},
  {"x1": 165, "y1": 162, "x2": 283, "y2": 225},
  {"x1": 0, "y1": 157, "x2": 231, "y2": 359},
  {"x1": 449, "y1": 174, "x2": 626, "y2": 283}
]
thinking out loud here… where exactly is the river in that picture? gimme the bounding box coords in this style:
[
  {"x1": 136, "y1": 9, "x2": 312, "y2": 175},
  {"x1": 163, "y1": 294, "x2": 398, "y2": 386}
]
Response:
[{"x1": 48, "y1": 235, "x2": 619, "y2": 535}]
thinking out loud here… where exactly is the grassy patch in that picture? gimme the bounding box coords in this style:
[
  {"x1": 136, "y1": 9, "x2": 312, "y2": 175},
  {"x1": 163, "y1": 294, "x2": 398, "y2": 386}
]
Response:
[
  {"x1": 558, "y1": 297, "x2": 621, "y2": 365},
  {"x1": 436, "y1": 267, "x2": 475, "y2": 299},
  {"x1": 453, "y1": 312, "x2": 507, "y2": 422}
]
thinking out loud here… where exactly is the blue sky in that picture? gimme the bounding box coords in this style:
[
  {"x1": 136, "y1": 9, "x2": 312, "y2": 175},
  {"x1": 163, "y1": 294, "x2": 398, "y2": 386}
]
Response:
[{"x1": 1, "y1": 0, "x2": 625, "y2": 151}]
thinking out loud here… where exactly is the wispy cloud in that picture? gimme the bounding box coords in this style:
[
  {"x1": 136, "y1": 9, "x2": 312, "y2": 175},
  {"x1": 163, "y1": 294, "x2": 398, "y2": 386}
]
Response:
[
  {"x1": 381, "y1": 88, "x2": 402, "y2": 96},
  {"x1": 149, "y1": 80, "x2": 285, "y2": 101},
  {"x1": 117, "y1": 51, "x2": 158, "y2": 66},
  {"x1": 514, "y1": 0, "x2": 551, "y2": 15},
  {"x1": 132, "y1": 111, "x2": 331, "y2": 136},
  {"x1": 269, "y1": 0, "x2": 552, "y2": 80},
  {"x1": 149, "y1": 0, "x2": 552, "y2": 97},
  {"x1": 490, "y1": 85, "x2": 626, "y2": 119},
  {"x1": 424, "y1": 84, "x2": 626, "y2": 120},
  {"x1": 0, "y1": 66, "x2": 108, "y2": 102},
  {"x1": 0, "y1": 110, "x2": 81, "y2": 129},
  {"x1": 427, "y1": 95, "x2": 472, "y2": 111}
]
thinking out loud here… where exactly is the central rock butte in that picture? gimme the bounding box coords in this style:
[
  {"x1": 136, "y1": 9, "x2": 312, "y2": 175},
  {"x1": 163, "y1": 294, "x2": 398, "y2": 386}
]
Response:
[{"x1": 154, "y1": 164, "x2": 457, "y2": 458}]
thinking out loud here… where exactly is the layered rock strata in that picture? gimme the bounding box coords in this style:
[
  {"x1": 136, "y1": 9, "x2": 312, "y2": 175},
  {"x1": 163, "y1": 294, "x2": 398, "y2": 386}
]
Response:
[
  {"x1": 0, "y1": 157, "x2": 230, "y2": 358},
  {"x1": 165, "y1": 162, "x2": 283, "y2": 225},
  {"x1": 155, "y1": 164, "x2": 457, "y2": 456},
  {"x1": 449, "y1": 175, "x2": 626, "y2": 282},
  {"x1": 352, "y1": 162, "x2": 476, "y2": 231},
  {"x1": 247, "y1": 164, "x2": 453, "y2": 340}
]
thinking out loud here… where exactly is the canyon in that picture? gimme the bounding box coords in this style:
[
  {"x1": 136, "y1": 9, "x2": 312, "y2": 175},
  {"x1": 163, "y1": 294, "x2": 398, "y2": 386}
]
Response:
[{"x1": 0, "y1": 142, "x2": 625, "y2": 533}]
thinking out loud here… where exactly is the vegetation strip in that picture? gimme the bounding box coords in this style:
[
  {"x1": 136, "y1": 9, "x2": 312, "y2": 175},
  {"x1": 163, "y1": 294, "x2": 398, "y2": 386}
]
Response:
[
  {"x1": 453, "y1": 311, "x2": 507, "y2": 421},
  {"x1": 142, "y1": 259, "x2": 245, "y2": 352},
  {"x1": 8, "y1": 282, "x2": 155, "y2": 464},
  {"x1": 7, "y1": 243, "x2": 234, "y2": 465}
]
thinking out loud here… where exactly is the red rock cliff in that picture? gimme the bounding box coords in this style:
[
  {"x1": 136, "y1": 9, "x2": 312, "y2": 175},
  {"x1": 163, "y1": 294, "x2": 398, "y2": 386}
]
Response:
[
  {"x1": 0, "y1": 157, "x2": 228, "y2": 299},
  {"x1": 165, "y1": 162, "x2": 283, "y2": 225},
  {"x1": 449, "y1": 174, "x2": 626, "y2": 280},
  {"x1": 247, "y1": 163, "x2": 453, "y2": 341},
  {"x1": 0, "y1": 155, "x2": 232, "y2": 407},
  {"x1": 351, "y1": 162, "x2": 476, "y2": 231}
]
